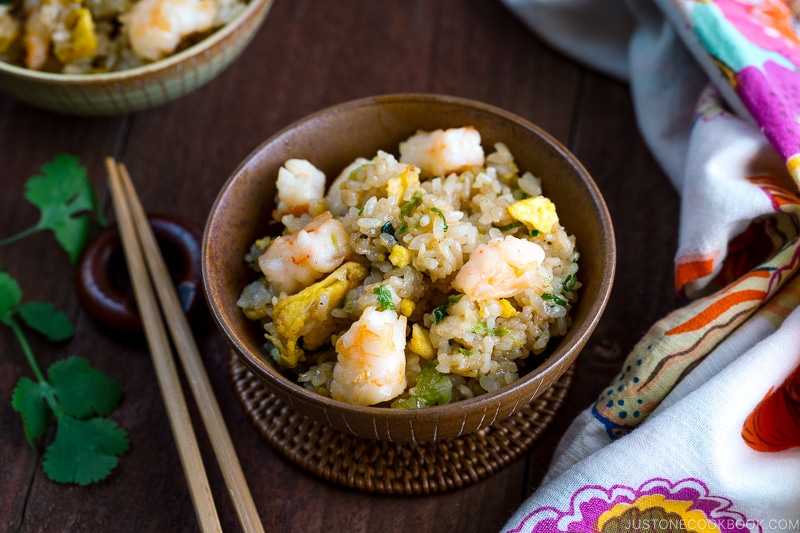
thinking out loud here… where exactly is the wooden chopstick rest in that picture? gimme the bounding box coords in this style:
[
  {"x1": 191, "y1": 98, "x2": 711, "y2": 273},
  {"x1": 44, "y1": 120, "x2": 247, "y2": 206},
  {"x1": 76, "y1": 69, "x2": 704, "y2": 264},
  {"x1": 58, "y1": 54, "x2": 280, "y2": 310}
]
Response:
[{"x1": 76, "y1": 215, "x2": 203, "y2": 332}]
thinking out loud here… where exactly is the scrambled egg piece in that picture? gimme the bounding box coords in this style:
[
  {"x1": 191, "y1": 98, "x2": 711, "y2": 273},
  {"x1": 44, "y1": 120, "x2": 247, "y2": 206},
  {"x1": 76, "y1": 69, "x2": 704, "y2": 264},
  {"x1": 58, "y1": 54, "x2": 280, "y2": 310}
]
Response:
[
  {"x1": 408, "y1": 324, "x2": 435, "y2": 360},
  {"x1": 507, "y1": 196, "x2": 559, "y2": 234},
  {"x1": 389, "y1": 245, "x2": 412, "y2": 269},
  {"x1": 267, "y1": 262, "x2": 367, "y2": 368},
  {"x1": 54, "y1": 7, "x2": 98, "y2": 64},
  {"x1": 398, "y1": 298, "x2": 415, "y2": 317},
  {"x1": 386, "y1": 167, "x2": 420, "y2": 204},
  {"x1": 498, "y1": 299, "x2": 518, "y2": 318}
]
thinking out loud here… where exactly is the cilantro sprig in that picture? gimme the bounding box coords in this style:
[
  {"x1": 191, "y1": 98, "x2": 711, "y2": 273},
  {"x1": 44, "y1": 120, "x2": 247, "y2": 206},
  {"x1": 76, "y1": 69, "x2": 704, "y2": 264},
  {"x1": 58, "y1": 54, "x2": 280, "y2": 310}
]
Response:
[
  {"x1": 1, "y1": 154, "x2": 127, "y2": 486},
  {"x1": 0, "y1": 154, "x2": 105, "y2": 263},
  {"x1": 3, "y1": 272, "x2": 129, "y2": 485}
]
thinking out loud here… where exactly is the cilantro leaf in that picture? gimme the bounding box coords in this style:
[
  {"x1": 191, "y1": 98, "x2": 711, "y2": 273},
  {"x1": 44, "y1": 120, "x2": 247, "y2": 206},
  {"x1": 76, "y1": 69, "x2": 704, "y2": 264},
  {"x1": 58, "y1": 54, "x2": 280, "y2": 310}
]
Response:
[
  {"x1": 2, "y1": 166, "x2": 128, "y2": 486},
  {"x1": 43, "y1": 415, "x2": 129, "y2": 486},
  {"x1": 48, "y1": 357, "x2": 122, "y2": 418},
  {"x1": 18, "y1": 302, "x2": 74, "y2": 341},
  {"x1": 24, "y1": 154, "x2": 104, "y2": 263},
  {"x1": 11, "y1": 377, "x2": 51, "y2": 446},
  {"x1": 0, "y1": 271, "x2": 22, "y2": 325}
]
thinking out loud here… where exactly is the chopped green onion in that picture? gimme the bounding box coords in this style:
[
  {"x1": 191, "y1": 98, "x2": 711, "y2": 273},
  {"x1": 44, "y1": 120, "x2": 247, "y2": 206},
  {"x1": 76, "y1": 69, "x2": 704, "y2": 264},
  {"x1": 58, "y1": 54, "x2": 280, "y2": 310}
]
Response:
[
  {"x1": 430, "y1": 207, "x2": 448, "y2": 232},
  {"x1": 374, "y1": 285, "x2": 396, "y2": 310},
  {"x1": 397, "y1": 222, "x2": 409, "y2": 235},
  {"x1": 563, "y1": 274, "x2": 577, "y2": 291},
  {"x1": 348, "y1": 163, "x2": 368, "y2": 180},
  {"x1": 530, "y1": 229, "x2": 540, "y2": 237},
  {"x1": 492, "y1": 221, "x2": 524, "y2": 232},
  {"x1": 541, "y1": 293, "x2": 567, "y2": 306},
  {"x1": 400, "y1": 190, "x2": 424, "y2": 215},
  {"x1": 471, "y1": 321, "x2": 492, "y2": 336},
  {"x1": 381, "y1": 221, "x2": 395, "y2": 236},
  {"x1": 433, "y1": 294, "x2": 463, "y2": 324},
  {"x1": 471, "y1": 320, "x2": 509, "y2": 337},
  {"x1": 458, "y1": 347, "x2": 473, "y2": 356}
]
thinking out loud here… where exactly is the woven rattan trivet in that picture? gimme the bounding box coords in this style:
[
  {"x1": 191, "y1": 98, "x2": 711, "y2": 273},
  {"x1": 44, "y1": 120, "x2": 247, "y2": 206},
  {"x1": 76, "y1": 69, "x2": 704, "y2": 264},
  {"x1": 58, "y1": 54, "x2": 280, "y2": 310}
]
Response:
[{"x1": 230, "y1": 354, "x2": 574, "y2": 496}]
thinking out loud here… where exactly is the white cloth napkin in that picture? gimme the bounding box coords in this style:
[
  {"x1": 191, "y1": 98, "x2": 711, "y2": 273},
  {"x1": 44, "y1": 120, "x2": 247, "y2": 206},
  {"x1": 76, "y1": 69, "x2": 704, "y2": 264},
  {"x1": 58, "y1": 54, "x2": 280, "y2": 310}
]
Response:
[{"x1": 500, "y1": 1, "x2": 800, "y2": 530}]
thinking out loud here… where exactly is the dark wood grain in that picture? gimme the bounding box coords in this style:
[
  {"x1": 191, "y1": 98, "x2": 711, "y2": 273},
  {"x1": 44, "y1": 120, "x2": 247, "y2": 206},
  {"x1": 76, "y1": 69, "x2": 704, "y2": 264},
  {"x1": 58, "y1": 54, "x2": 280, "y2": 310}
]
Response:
[{"x1": 0, "y1": 1, "x2": 684, "y2": 531}]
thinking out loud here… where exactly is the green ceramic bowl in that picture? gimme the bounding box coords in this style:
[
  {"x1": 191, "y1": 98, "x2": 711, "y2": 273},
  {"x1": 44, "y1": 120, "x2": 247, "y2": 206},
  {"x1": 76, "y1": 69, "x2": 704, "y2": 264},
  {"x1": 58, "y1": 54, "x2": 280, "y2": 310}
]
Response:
[
  {"x1": 203, "y1": 94, "x2": 616, "y2": 443},
  {"x1": 0, "y1": 0, "x2": 273, "y2": 116}
]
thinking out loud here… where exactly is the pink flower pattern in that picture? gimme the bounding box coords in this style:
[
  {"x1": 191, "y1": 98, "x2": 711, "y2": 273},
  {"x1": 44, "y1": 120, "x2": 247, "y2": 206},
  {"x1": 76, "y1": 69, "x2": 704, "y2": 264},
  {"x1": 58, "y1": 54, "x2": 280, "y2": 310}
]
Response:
[
  {"x1": 505, "y1": 478, "x2": 760, "y2": 533},
  {"x1": 678, "y1": 0, "x2": 800, "y2": 179}
]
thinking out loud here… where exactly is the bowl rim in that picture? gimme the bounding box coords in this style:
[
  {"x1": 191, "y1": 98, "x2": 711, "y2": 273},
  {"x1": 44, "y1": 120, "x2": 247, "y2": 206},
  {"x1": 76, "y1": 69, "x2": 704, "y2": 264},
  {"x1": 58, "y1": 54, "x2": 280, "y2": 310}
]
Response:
[
  {"x1": 203, "y1": 92, "x2": 616, "y2": 424},
  {"x1": 0, "y1": 0, "x2": 275, "y2": 83}
]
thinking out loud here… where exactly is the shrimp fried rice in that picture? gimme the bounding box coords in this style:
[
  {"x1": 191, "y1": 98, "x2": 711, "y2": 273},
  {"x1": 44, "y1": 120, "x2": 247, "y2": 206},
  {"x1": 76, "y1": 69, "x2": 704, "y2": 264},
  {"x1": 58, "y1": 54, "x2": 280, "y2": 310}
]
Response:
[
  {"x1": 237, "y1": 126, "x2": 580, "y2": 408},
  {"x1": 0, "y1": 0, "x2": 246, "y2": 73}
]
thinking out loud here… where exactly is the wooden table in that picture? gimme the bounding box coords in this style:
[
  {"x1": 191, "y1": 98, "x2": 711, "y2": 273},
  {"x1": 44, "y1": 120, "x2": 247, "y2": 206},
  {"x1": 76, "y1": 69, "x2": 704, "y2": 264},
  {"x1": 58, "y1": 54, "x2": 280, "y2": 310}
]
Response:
[{"x1": 0, "y1": 1, "x2": 687, "y2": 531}]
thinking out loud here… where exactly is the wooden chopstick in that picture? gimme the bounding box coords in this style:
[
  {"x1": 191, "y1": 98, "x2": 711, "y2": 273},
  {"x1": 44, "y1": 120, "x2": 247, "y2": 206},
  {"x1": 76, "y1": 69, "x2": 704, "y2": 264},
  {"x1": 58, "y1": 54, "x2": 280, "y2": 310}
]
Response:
[
  {"x1": 106, "y1": 158, "x2": 264, "y2": 533},
  {"x1": 105, "y1": 159, "x2": 222, "y2": 533}
]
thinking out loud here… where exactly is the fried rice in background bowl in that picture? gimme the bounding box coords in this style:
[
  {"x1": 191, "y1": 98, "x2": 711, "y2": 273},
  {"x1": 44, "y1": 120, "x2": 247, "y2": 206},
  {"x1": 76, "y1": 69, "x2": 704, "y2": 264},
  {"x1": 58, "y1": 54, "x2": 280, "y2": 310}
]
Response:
[
  {"x1": 0, "y1": 0, "x2": 274, "y2": 115},
  {"x1": 203, "y1": 93, "x2": 616, "y2": 443}
]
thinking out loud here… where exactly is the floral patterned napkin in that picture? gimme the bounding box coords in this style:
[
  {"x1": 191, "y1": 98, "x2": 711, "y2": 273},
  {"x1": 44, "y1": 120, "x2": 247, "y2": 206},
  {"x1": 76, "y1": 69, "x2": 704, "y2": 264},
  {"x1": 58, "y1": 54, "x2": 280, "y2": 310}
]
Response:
[{"x1": 500, "y1": 0, "x2": 800, "y2": 530}]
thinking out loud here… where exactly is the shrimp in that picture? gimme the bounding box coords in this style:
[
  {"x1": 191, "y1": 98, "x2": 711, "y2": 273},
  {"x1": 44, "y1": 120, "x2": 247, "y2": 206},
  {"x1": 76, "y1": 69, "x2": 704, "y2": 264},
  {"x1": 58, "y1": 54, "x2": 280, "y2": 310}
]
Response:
[
  {"x1": 452, "y1": 235, "x2": 544, "y2": 301},
  {"x1": 275, "y1": 159, "x2": 327, "y2": 218},
  {"x1": 259, "y1": 211, "x2": 352, "y2": 295},
  {"x1": 121, "y1": 0, "x2": 217, "y2": 61},
  {"x1": 330, "y1": 306, "x2": 407, "y2": 406},
  {"x1": 399, "y1": 126, "x2": 485, "y2": 178},
  {"x1": 22, "y1": 0, "x2": 49, "y2": 70}
]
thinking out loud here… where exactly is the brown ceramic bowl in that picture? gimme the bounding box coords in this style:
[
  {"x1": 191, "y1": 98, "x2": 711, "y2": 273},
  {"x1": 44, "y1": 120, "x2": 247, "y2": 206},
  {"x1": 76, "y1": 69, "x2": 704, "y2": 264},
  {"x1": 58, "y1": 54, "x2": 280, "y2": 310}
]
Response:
[
  {"x1": 203, "y1": 94, "x2": 615, "y2": 442},
  {"x1": 0, "y1": 0, "x2": 274, "y2": 116}
]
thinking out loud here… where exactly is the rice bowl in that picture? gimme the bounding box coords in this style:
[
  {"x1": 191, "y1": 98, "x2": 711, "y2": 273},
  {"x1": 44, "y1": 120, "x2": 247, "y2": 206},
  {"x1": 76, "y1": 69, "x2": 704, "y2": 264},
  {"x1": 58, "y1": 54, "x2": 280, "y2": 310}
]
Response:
[{"x1": 202, "y1": 94, "x2": 615, "y2": 442}]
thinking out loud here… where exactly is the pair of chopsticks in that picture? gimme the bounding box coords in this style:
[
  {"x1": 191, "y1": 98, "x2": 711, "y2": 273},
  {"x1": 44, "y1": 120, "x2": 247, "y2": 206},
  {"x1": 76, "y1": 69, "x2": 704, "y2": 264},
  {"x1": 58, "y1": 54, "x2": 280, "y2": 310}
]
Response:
[{"x1": 105, "y1": 158, "x2": 263, "y2": 533}]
